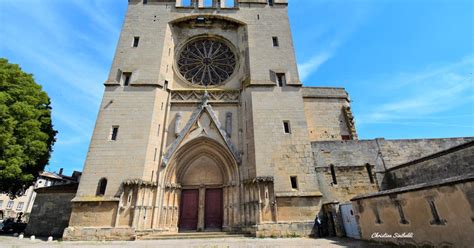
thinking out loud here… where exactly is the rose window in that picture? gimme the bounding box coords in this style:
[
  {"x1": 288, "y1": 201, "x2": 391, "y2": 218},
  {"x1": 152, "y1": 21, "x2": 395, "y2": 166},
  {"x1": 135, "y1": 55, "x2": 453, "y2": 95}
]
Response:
[{"x1": 177, "y1": 39, "x2": 236, "y2": 86}]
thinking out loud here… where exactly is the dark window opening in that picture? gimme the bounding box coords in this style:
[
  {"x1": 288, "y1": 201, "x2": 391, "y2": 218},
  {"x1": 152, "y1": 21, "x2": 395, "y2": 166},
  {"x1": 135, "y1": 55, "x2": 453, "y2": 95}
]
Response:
[
  {"x1": 341, "y1": 135, "x2": 351, "y2": 140},
  {"x1": 366, "y1": 164, "x2": 375, "y2": 184},
  {"x1": 133, "y1": 37, "x2": 140, "y2": 47},
  {"x1": 290, "y1": 176, "x2": 298, "y2": 189},
  {"x1": 143, "y1": 0, "x2": 148, "y2": 4},
  {"x1": 257, "y1": 14, "x2": 260, "y2": 20},
  {"x1": 283, "y1": 121, "x2": 291, "y2": 134},
  {"x1": 373, "y1": 207, "x2": 382, "y2": 224},
  {"x1": 96, "y1": 178, "x2": 107, "y2": 196},
  {"x1": 123, "y1": 72, "x2": 132, "y2": 86},
  {"x1": 196, "y1": 16, "x2": 206, "y2": 23},
  {"x1": 164, "y1": 80, "x2": 169, "y2": 91},
  {"x1": 276, "y1": 73, "x2": 286, "y2": 87},
  {"x1": 111, "y1": 126, "x2": 119, "y2": 141},
  {"x1": 272, "y1": 36, "x2": 279, "y2": 47},
  {"x1": 153, "y1": 148, "x2": 157, "y2": 161},
  {"x1": 268, "y1": 0, "x2": 274, "y2": 6},
  {"x1": 395, "y1": 201, "x2": 409, "y2": 224},
  {"x1": 428, "y1": 199, "x2": 445, "y2": 225},
  {"x1": 330, "y1": 164, "x2": 337, "y2": 185}
]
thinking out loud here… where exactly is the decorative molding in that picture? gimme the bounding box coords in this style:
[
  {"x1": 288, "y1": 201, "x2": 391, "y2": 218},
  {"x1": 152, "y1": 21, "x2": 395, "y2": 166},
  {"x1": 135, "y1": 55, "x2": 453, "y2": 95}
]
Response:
[
  {"x1": 244, "y1": 176, "x2": 274, "y2": 185},
  {"x1": 171, "y1": 90, "x2": 240, "y2": 103},
  {"x1": 162, "y1": 92, "x2": 242, "y2": 167},
  {"x1": 164, "y1": 183, "x2": 182, "y2": 189},
  {"x1": 343, "y1": 106, "x2": 358, "y2": 140},
  {"x1": 123, "y1": 179, "x2": 157, "y2": 187}
]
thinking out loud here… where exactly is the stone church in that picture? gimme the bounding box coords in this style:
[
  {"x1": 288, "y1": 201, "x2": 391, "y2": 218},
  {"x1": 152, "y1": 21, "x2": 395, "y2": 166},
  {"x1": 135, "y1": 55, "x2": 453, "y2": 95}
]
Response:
[{"x1": 63, "y1": 0, "x2": 473, "y2": 242}]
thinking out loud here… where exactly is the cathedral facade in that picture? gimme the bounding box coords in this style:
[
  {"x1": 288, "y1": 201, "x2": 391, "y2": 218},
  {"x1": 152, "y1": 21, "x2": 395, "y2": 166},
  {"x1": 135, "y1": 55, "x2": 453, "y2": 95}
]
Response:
[{"x1": 64, "y1": 0, "x2": 361, "y2": 240}]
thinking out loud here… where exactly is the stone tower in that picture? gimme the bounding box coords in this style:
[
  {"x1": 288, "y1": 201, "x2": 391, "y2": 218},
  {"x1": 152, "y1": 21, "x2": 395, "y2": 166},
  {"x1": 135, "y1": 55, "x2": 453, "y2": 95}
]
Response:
[{"x1": 65, "y1": 0, "x2": 357, "y2": 240}]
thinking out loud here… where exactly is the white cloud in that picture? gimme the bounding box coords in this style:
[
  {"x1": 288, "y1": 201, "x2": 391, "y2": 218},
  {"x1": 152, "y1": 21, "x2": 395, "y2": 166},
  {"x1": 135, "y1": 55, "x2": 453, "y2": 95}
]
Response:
[
  {"x1": 358, "y1": 57, "x2": 474, "y2": 126},
  {"x1": 298, "y1": 52, "x2": 332, "y2": 81},
  {"x1": 295, "y1": 2, "x2": 373, "y2": 82}
]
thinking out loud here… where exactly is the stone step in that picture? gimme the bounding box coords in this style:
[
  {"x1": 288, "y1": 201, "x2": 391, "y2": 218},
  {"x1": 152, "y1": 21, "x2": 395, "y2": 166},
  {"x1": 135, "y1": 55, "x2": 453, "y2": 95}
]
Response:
[{"x1": 138, "y1": 232, "x2": 250, "y2": 240}]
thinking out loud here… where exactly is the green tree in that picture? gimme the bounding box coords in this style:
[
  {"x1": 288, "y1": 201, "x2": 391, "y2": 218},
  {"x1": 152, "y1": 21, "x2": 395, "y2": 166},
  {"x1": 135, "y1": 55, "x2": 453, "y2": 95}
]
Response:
[{"x1": 0, "y1": 58, "x2": 57, "y2": 197}]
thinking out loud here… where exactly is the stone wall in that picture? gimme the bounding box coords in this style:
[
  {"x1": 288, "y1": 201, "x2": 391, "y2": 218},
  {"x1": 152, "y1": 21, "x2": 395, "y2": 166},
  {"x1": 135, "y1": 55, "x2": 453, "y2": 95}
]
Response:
[
  {"x1": 24, "y1": 184, "x2": 77, "y2": 237},
  {"x1": 315, "y1": 166, "x2": 378, "y2": 203},
  {"x1": 312, "y1": 137, "x2": 474, "y2": 194},
  {"x1": 68, "y1": 201, "x2": 118, "y2": 227},
  {"x1": 386, "y1": 141, "x2": 474, "y2": 189},
  {"x1": 302, "y1": 87, "x2": 354, "y2": 142},
  {"x1": 352, "y1": 178, "x2": 474, "y2": 247}
]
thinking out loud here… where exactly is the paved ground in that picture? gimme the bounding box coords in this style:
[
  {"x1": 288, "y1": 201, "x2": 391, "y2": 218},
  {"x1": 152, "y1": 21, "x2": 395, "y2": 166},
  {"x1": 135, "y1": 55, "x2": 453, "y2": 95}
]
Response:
[{"x1": 0, "y1": 235, "x2": 393, "y2": 248}]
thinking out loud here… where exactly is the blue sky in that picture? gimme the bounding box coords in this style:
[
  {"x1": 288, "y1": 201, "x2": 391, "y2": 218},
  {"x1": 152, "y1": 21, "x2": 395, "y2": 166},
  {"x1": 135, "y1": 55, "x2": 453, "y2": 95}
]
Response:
[{"x1": 1, "y1": 0, "x2": 473, "y2": 175}]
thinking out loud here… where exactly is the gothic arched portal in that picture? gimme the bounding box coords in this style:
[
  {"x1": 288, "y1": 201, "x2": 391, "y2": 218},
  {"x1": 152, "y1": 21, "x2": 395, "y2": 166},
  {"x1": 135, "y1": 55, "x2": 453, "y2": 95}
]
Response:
[{"x1": 157, "y1": 137, "x2": 240, "y2": 232}]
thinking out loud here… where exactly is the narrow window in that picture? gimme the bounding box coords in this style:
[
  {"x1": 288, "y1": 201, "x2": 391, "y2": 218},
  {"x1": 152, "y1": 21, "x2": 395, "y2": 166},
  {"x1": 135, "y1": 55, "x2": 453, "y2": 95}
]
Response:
[
  {"x1": 122, "y1": 72, "x2": 132, "y2": 86},
  {"x1": 428, "y1": 199, "x2": 445, "y2": 225},
  {"x1": 268, "y1": 0, "x2": 274, "y2": 6},
  {"x1": 143, "y1": 0, "x2": 148, "y2": 4},
  {"x1": 133, "y1": 37, "x2": 140, "y2": 47},
  {"x1": 395, "y1": 201, "x2": 409, "y2": 224},
  {"x1": 96, "y1": 178, "x2": 107, "y2": 196},
  {"x1": 290, "y1": 176, "x2": 298, "y2": 189},
  {"x1": 330, "y1": 164, "x2": 337, "y2": 185},
  {"x1": 153, "y1": 148, "x2": 157, "y2": 161},
  {"x1": 272, "y1": 36, "x2": 279, "y2": 47},
  {"x1": 161, "y1": 102, "x2": 164, "y2": 110},
  {"x1": 111, "y1": 126, "x2": 119, "y2": 141},
  {"x1": 276, "y1": 73, "x2": 286, "y2": 87},
  {"x1": 16, "y1": 202, "x2": 24, "y2": 211},
  {"x1": 257, "y1": 14, "x2": 260, "y2": 20},
  {"x1": 366, "y1": 164, "x2": 374, "y2": 184},
  {"x1": 6, "y1": 201, "x2": 14, "y2": 209},
  {"x1": 283, "y1": 120, "x2": 291, "y2": 134},
  {"x1": 157, "y1": 124, "x2": 161, "y2": 136},
  {"x1": 373, "y1": 207, "x2": 382, "y2": 224},
  {"x1": 164, "y1": 80, "x2": 169, "y2": 91}
]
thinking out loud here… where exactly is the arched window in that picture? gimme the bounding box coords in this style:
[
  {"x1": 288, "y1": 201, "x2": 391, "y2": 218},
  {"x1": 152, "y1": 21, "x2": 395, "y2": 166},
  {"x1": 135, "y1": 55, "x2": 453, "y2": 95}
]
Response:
[{"x1": 96, "y1": 178, "x2": 107, "y2": 196}]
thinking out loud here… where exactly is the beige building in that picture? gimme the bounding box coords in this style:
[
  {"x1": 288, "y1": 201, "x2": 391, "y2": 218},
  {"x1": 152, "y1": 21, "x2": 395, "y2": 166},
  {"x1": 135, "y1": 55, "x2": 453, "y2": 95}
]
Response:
[
  {"x1": 64, "y1": 0, "x2": 357, "y2": 240},
  {"x1": 63, "y1": 0, "x2": 473, "y2": 242}
]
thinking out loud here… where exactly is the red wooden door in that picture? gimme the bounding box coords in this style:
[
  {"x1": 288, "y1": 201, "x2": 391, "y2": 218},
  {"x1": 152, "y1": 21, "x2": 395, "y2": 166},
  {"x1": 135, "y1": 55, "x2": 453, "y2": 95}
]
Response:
[
  {"x1": 205, "y1": 188, "x2": 223, "y2": 229},
  {"x1": 179, "y1": 189, "x2": 199, "y2": 230}
]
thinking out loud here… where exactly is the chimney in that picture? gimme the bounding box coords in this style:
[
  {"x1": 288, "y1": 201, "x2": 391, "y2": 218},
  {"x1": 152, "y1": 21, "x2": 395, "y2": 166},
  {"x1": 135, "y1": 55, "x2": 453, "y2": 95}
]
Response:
[{"x1": 59, "y1": 168, "x2": 63, "y2": 176}]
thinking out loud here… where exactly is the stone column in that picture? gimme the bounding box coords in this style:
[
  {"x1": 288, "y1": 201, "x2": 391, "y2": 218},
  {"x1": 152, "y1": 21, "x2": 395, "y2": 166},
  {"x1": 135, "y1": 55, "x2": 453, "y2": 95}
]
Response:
[
  {"x1": 257, "y1": 183, "x2": 262, "y2": 224},
  {"x1": 173, "y1": 188, "x2": 181, "y2": 230},
  {"x1": 198, "y1": 186, "x2": 206, "y2": 231},
  {"x1": 151, "y1": 185, "x2": 161, "y2": 229},
  {"x1": 223, "y1": 186, "x2": 229, "y2": 229}
]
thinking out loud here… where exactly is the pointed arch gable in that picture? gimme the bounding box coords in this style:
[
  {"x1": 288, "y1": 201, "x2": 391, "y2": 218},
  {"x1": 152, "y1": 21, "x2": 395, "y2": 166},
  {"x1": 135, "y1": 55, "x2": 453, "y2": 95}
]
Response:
[{"x1": 162, "y1": 103, "x2": 241, "y2": 168}]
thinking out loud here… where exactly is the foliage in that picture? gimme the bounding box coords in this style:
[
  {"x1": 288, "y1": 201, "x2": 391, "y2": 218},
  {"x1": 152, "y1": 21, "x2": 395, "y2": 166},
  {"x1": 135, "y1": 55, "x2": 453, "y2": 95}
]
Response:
[{"x1": 0, "y1": 58, "x2": 57, "y2": 197}]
